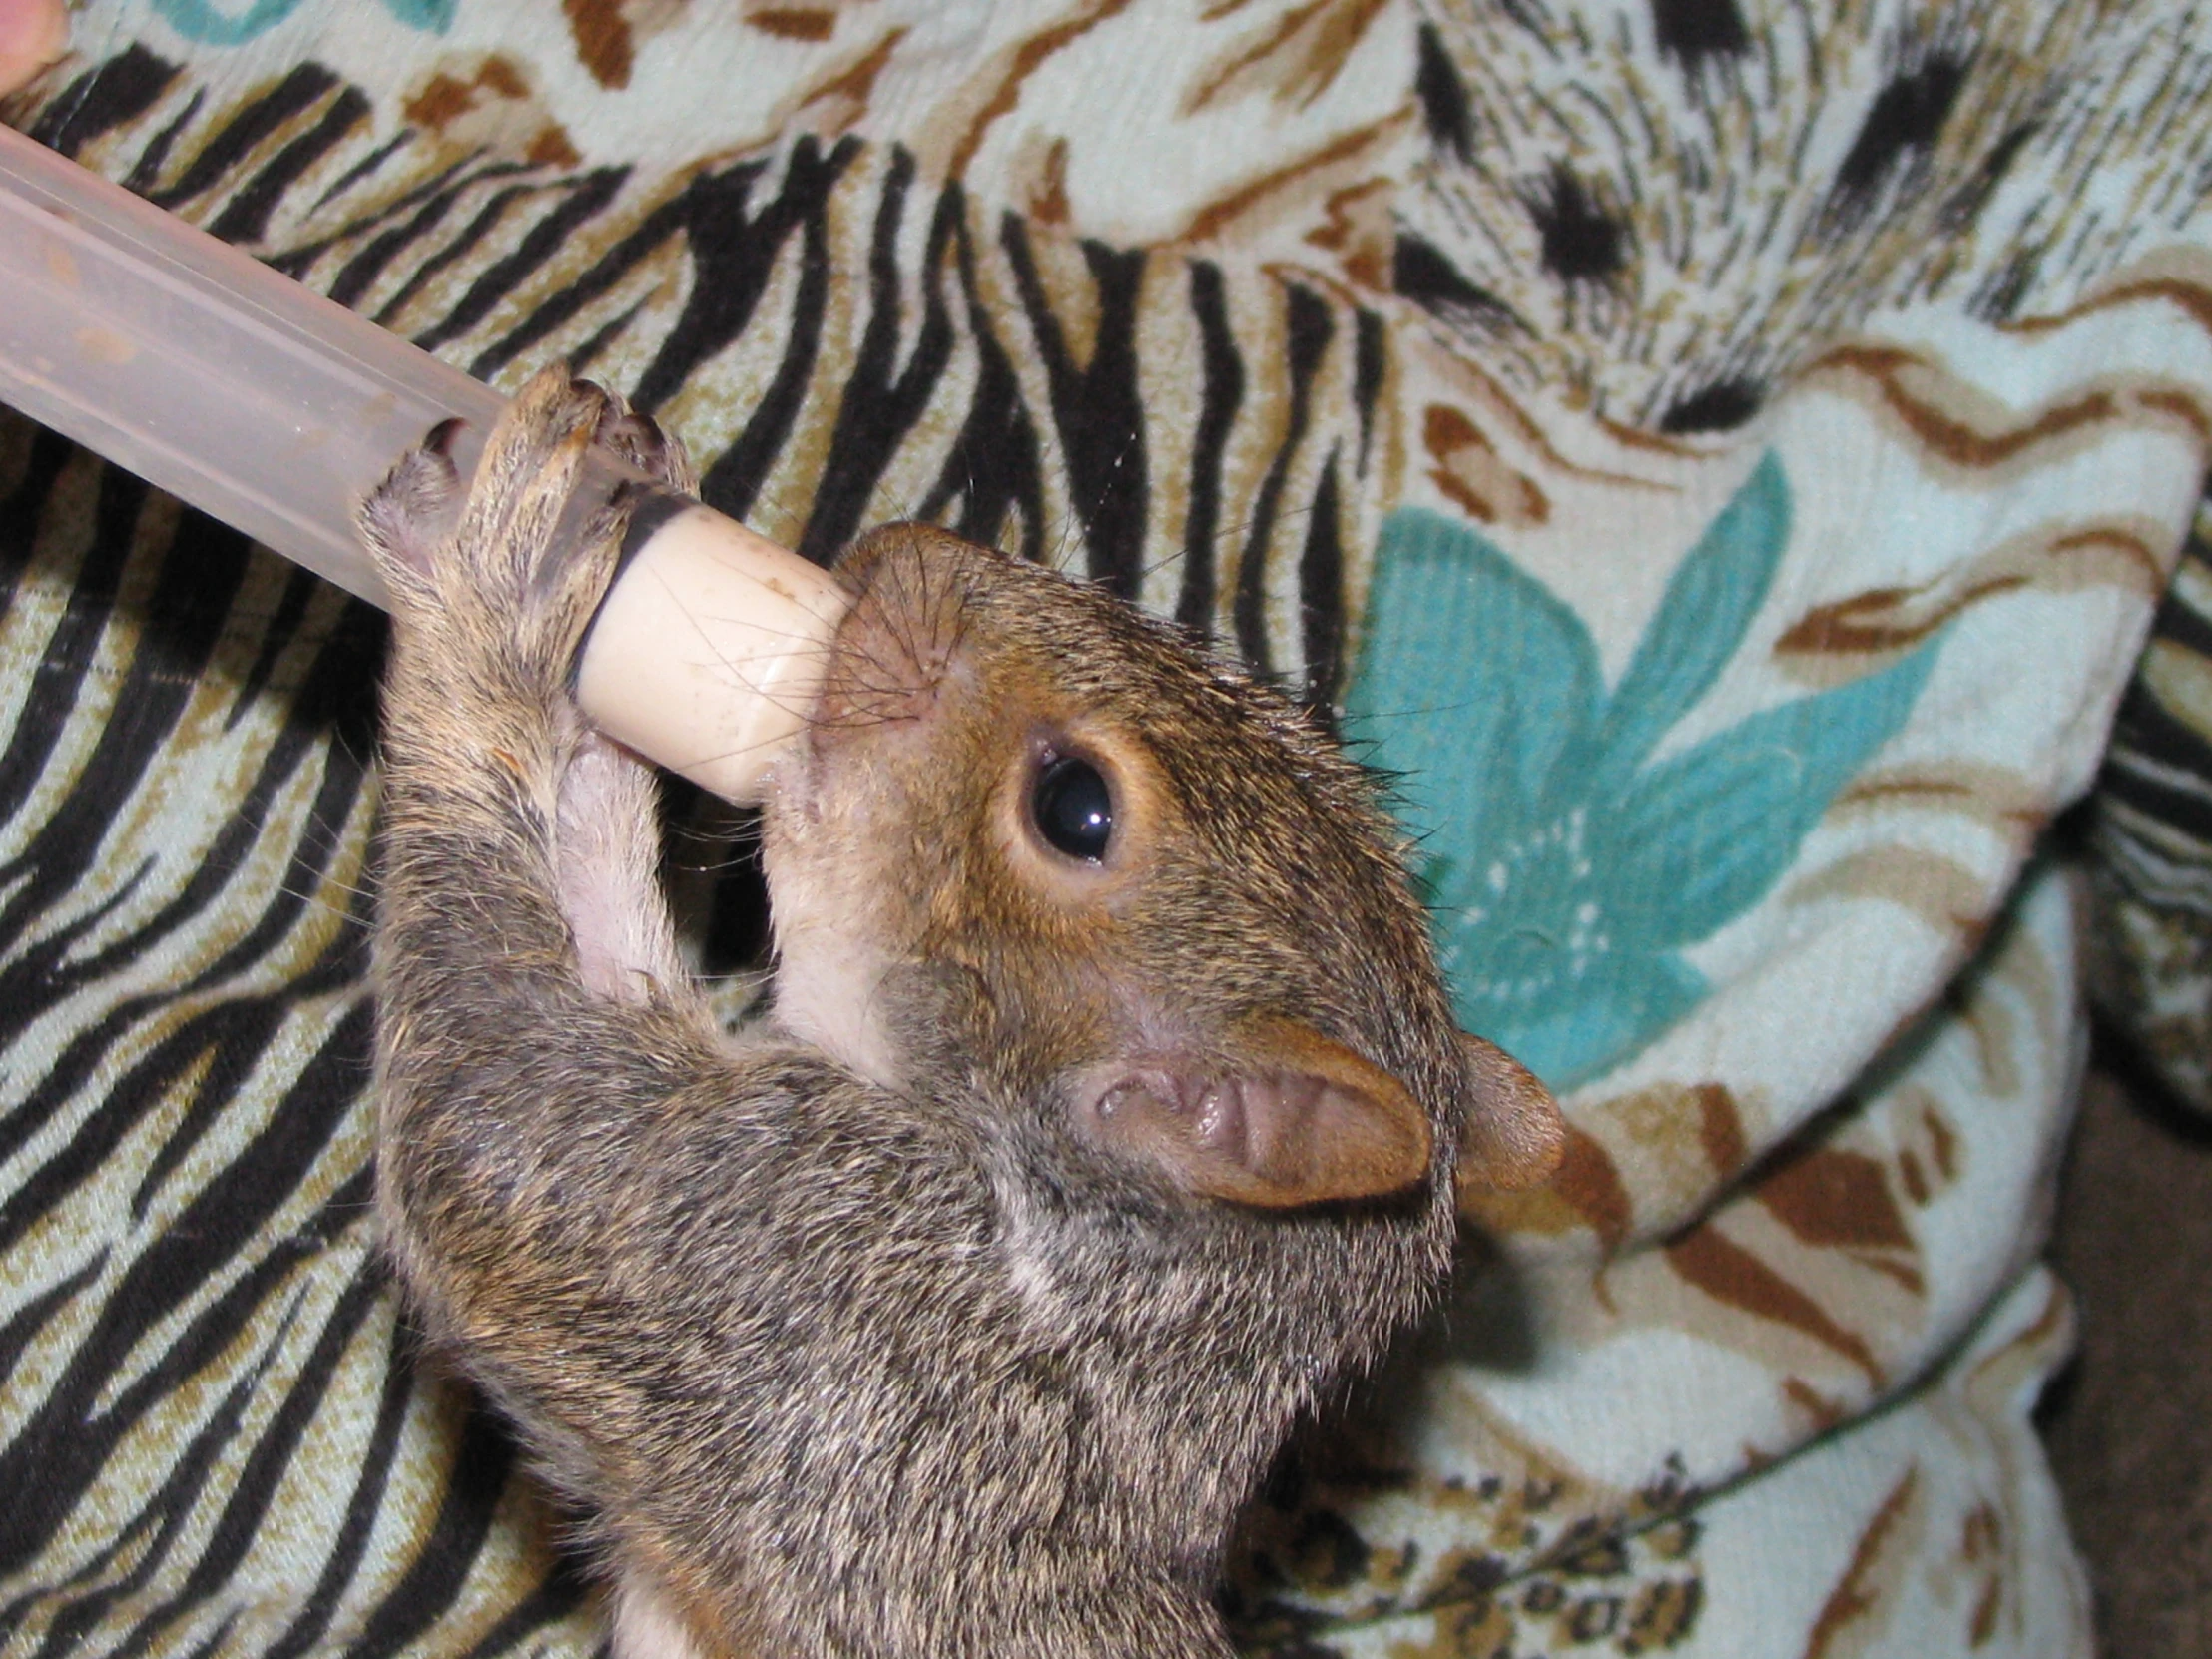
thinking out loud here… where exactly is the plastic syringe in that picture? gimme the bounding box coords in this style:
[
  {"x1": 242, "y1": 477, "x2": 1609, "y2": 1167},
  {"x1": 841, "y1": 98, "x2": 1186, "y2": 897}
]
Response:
[{"x1": 0, "y1": 121, "x2": 846, "y2": 805}]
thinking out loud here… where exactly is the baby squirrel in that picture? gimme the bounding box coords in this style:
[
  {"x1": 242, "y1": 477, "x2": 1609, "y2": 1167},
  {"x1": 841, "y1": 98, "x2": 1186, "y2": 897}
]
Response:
[{"x1": 362, "y1": 368, "x2": 1563, "y2": 1659}]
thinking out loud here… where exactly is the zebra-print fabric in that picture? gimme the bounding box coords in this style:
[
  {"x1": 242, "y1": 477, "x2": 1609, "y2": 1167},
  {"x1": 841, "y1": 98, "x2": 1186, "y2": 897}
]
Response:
[
  {"x1": 24, "y1": 44, "x2": 1385, "y2": 709},
  {"x1": 2089, "y1": 484, "x2": 2212, "y2": 1111},
  {"x1": 0, "y1": 415, "x2": 587, "y2": 1654},
  {"x1": 0, "y1": 43, "x2": 1388, "y2": 1654},
  {"x1": 7, "y1": 5, "x2": 2210, "y2": 1651}
]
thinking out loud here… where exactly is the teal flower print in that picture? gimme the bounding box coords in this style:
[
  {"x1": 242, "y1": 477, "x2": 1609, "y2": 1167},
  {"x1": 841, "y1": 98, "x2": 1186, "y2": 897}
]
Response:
[
  {"x1": 1344, "y1": 454, "x2": 1936, "y2": 1090},
  {"x1": 154, "y1": 0, "x2": 454, "y2": 47}
]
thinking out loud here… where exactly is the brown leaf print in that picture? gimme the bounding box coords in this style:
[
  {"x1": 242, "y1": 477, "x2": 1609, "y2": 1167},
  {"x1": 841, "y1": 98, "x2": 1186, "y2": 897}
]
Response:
[
  {"x1": 1462, "y1": 1120, "x2": 1627, "y2": 1251},
  {"x1": 1692, "y1": 1082, "x2": 1748, "y2": 1181},
  {"x1": 1759, "y1": 1143, "x2": 1925, "y2": 1297},
  {"x1": 1831, "y1": 761, "x2": 2045, "y2": 843},
  {"x1": 1402, "y1": 328, "x2": 1680, "y2": 496},
  {"x1": 1804, "y1": 1467, "x2": 1925, "y2": 1659},
  {"x1": 1759, "y1": 1146, "x2": 1912, "y2": 1255},
  {"x1": 1783, "y1": 844, "x2": 1991, "y2": 939},
  {"x1": 1783, "y1": 1376, "x2": 1851, "y2": 1431},
  {"x1": 401, "y1": 57, "x2": 579, "y2": 170},
  {"x1": 1774, "y1": 516, "x2": 2169, "y2": 687},
  {"x1": 1941, "y1": 1275, "x2": 2074, "y2": 1648},
  {"x1": 1808, "y1": 342, "x2": 2212, "y2": 487},
  {"x1": 1422, "y1": 403, "x2": 1549, "y2": 528},
  {"x1": 749, "y1": 7, "x2": 837, "y2": 42},
  {"x1": 1177, "y1": 117, "x2": 1401, "y2": 249},
  {"x1": 1303, "y1": 175, "x2": 1395, "y2": 290},
  {"x1": 1959, "y1": 1502, "x2": 2005, "y2": 1647},
  {"x1": 1021, "y1": 136, "x2": 1072, "y2": 226},
  {"x1": 1893, "y1": 1090, "x2": 1964, "y2": 1208},
  {"x1": 789, "y1": 28, "x2": 908, "y2": 141},
  {"x1": 2004, "y1": 255, "x2": 2212, "y2": 360},
  {"x1": 1184, "y1": 0, "x2": 1394, "y2": 116},
  {"x1": 1665, "y1": 1221, "x2": 1886, "y2": 1387},
  {"x1": 402, "y1": 57, "x2": 523, "y2": 128},
  {"x1": 1563, "y1": 1082, "x2": 1759, "y2": 1247},
  {"x1": 946, "y1": 0, "x2": 1137, "y2": 180},
  {"x1": 563, "y1": 0, "x2": 636, "y2": 90}
]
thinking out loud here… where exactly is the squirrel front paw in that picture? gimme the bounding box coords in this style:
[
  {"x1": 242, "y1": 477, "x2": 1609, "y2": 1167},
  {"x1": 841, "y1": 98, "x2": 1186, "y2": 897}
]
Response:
[{"x1": 358, "y1": 366, "x2": 696, "y2": 698}]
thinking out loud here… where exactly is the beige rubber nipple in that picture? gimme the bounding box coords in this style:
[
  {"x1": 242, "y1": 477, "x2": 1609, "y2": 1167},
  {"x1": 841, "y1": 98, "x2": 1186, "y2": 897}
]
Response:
[{"x1": 574, "y1": 503, "x2": 848, "y2": 806}]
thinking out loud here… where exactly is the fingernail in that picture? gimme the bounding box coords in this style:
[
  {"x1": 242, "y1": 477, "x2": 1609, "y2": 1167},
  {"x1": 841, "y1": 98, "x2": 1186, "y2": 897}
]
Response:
[{"x1": 0, "y1": 0, "x2": 69, "y2": 95}]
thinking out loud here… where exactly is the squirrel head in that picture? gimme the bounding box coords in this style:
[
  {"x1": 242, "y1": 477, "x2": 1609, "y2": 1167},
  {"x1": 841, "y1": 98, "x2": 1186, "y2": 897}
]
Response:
[{"x1": 762, "y1": 523, "x2": 1561, "y2": 1216}]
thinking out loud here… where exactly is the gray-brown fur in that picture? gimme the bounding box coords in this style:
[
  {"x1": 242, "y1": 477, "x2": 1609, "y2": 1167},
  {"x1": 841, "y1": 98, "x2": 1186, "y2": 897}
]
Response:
[{"x1": 363, "y1": 368, "x2": 1560, "y2": 1658}]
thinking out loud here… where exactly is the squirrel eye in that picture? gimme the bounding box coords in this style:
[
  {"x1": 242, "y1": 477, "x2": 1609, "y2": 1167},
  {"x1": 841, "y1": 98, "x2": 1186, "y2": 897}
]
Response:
[{"x1": 1031, "y1": 754, "x2": 1114, "y2": 862}]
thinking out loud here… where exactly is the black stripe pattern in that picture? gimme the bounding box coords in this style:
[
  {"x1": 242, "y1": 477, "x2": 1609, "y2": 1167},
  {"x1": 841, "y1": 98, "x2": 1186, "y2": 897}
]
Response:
[
  {"x1": 1, "y1": 40, "x2": 1397, "y2": 1655},
  {"x1": 2088, "y1": 485, "x2": 2212, "y2": 1114}
]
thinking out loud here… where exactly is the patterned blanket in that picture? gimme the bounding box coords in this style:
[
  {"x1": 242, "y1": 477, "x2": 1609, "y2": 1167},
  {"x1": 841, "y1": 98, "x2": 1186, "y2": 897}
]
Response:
[{"x1": 7, "y1": 3, "x2": 2212, "y2": 1654}]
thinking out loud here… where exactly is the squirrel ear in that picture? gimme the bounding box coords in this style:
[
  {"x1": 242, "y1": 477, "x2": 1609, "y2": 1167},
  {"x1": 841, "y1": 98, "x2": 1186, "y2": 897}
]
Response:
[
  {"x1": 1455, "y1": 1032, "x2": 1564, "y2": 1192},
  {"x1": 1076, "y1": 1020, "x2": 1432, "y2": 1209}
]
